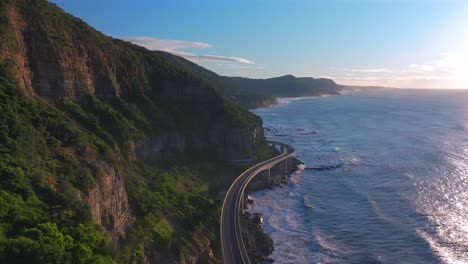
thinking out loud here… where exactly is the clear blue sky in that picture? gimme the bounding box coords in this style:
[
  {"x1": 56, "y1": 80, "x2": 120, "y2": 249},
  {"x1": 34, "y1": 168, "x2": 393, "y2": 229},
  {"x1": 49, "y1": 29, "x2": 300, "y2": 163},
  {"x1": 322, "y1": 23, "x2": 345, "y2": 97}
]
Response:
[{"x1": 50, "y1": 0, "x2": 468, "y2": 88}]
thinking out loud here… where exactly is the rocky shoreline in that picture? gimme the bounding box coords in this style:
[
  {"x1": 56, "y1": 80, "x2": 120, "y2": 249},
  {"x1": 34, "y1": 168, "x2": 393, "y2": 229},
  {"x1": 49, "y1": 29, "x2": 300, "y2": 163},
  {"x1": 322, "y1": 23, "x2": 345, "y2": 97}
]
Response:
[{"x1": 242, "y1": 157, "x2": 304, "y2": 263}]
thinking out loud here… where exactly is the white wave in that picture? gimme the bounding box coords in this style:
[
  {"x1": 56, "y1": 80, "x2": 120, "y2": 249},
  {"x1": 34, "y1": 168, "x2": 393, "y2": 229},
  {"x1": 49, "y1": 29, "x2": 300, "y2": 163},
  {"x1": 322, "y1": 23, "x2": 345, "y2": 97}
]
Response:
[
  {"x1": 277, "y1": 95, "x2": 331, "y2": 105},
  {"x1": 314, "y1": 231, "x2": 343, "y2": 253},
  {"x1": 297, "y1": 163, "x2": 306, "y2": 170}
]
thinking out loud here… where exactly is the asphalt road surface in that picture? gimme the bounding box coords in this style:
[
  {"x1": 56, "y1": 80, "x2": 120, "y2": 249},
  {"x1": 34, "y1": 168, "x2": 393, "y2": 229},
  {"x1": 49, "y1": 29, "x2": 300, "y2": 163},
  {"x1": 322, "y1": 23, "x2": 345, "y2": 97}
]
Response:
[{"x1": 220, "y1": 141, "x2": 295, "y2": 264}]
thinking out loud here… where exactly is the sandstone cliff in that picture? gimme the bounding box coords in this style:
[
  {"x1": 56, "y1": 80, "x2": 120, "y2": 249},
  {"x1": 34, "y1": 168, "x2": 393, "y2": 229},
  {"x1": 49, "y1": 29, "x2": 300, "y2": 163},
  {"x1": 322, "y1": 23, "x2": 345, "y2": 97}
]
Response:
[
  {"x1": 0, "y1": 0, "x2": 268, "y2": 262},
  {"x1": 87, "y1": 161, "x2": 129, "y2": 235}
]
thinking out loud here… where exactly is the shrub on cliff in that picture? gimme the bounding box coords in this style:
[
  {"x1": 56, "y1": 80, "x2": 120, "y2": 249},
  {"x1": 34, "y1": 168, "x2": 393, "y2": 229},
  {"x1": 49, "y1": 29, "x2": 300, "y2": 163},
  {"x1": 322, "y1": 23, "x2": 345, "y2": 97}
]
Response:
[{"x1": 0, "y1": 61, "x2": 114, "y2": 263}]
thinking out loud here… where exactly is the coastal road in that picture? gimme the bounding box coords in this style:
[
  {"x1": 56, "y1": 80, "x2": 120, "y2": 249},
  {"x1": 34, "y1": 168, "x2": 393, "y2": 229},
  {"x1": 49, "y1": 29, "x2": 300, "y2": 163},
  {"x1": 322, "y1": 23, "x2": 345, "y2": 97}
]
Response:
[{"x1": 220, "y1": 140, "x2": 295, "y2": 264}]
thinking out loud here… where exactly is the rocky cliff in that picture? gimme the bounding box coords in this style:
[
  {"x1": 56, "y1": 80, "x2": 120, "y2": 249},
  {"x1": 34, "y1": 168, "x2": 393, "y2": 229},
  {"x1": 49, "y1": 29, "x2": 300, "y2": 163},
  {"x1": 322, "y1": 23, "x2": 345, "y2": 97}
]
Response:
[
  {"x1": 1, "y1": 0, "x2": 264, "y2": 151},
  {"x1": 0, "y1": 0, "x2": 270, "y2": 263},
  {"x1": 87, "y1": 161, "x2": 129, "y2": 235}
]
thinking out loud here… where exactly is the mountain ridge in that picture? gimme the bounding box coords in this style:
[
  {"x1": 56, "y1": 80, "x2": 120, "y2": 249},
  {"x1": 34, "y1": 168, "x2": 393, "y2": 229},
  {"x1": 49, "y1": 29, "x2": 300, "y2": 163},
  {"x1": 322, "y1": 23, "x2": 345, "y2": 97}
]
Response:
[{"x1": 223, "y1": 74, "x2": 342, "y2": 108}]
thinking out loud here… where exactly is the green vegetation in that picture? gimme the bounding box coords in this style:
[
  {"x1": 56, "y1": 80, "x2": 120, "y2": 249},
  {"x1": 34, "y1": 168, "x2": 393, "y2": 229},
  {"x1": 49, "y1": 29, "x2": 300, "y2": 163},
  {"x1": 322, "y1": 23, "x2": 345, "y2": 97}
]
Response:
[
  {"x1": 0, "y1": 51, "x2": 230, "y2": 263},
  {"x1": 0, "y1": 61, "x2": 114, "y2": 263},
  {"x1": 0, "y1": 0, "x2": 276, "y2": 262},
  {"x1": 0, "y1": 59, "x2": 236, "y2": 262},
  {"x1": 121, "y1": 164, "x2": 220, "y2": 263}
]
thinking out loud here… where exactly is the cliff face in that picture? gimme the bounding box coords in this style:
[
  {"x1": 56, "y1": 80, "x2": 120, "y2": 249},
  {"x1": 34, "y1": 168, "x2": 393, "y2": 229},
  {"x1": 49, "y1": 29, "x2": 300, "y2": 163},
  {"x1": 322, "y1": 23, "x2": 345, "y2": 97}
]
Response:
[
  {"x1": 5, "y1": 7, "x2": 123, "y2": 99},
  {"x1": 87, "y1": 161, "x2": 129, "y2": 235},
  {"x1": 0, "y1": 1, "x2": 268, "y2": 262},
  {"x1": 1, "y1": 0, "x2": 263, "y2": 151},
  {"x1": 2, "y1": 4, "x2": 116, "y2": 99},
  {"x1": 0, "y1": 2, "x2": 131, "y2": 235},
  {"x1": 137, "y1": 126, "x2": 264, "y2": 161}
]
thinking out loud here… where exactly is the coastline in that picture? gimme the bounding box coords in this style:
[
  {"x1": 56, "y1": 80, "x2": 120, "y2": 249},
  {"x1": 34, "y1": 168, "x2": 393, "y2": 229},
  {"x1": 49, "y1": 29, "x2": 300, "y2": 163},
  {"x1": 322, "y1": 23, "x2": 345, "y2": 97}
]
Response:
[
  {"x1": 244, "y1": 92, "x2": 342, "y2": 262},
  {"x1": 251, "y1": 93, "x2": 341, "y2": 110},
  {"x1": 243, "y1": 157, "x2": 304, "y2": 263},
  {"x1": 276, "y1": 94, "x2": 335, "y2": 105}
]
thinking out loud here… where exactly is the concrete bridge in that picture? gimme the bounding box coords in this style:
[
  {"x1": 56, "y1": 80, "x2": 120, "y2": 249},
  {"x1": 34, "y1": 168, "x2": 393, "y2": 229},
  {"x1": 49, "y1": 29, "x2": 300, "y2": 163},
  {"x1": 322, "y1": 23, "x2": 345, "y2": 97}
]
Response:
[
  {"x1": 220, "y1": 140, "x2": 296, "y2": 264},
  {"x1": 257, "y1": 141, "x2": 296, "y2": 187}
]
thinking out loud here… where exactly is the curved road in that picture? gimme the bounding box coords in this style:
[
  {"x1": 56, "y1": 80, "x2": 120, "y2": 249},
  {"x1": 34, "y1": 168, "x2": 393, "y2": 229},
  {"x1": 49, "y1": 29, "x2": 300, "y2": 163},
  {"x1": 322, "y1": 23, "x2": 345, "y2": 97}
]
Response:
[{"x1": 220, "y1": 140, "x2": 295, "y2": 264}]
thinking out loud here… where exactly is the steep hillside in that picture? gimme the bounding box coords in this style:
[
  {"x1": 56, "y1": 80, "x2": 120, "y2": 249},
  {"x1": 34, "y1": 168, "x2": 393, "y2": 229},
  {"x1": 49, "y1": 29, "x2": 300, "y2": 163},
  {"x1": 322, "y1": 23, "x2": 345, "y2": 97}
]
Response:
[
  {"x1": 140, "y1": 51, "x2": 277, "y2": 109},
  {"x1": 224, "y1": 74, "x2": 342, "y2": 106},
  {"x1": 0, "y1": 0, "x2": 274, "y2": 263},
  {"x1": 0, "y1": 0, "x2": 269, "y2": 159}
]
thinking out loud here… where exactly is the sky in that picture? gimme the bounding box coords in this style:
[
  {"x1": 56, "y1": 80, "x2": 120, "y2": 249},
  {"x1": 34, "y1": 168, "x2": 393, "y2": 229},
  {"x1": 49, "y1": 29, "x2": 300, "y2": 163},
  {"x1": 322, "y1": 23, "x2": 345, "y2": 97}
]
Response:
[{"x1": 50, "y1": 0, "x2": 468, "y2": 89}]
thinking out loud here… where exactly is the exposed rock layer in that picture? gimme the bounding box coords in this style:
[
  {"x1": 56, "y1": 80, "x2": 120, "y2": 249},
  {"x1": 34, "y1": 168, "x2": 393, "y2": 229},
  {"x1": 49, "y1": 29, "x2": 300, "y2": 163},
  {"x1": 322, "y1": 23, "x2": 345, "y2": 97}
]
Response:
[
  {"x1": 87, "y1": 162, "x2": 129, "y2": 235},
  {"x1": 0, "y1": 1, "x2": 267, "y2": 262}
]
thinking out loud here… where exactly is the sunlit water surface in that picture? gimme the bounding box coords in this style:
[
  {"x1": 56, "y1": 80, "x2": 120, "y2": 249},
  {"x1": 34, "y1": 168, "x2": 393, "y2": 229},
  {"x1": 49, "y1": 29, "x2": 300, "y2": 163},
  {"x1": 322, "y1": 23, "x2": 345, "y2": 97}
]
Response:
[{"x1": 249, "y1": 89, "x2": 468, "y2": 264}]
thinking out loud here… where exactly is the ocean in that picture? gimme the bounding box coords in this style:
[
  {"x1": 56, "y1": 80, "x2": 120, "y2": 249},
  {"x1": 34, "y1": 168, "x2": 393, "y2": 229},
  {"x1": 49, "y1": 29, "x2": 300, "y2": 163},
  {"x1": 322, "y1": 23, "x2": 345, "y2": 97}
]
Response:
[{"x1": 249, "y1": 89, "x2": 468, "y2": 264}]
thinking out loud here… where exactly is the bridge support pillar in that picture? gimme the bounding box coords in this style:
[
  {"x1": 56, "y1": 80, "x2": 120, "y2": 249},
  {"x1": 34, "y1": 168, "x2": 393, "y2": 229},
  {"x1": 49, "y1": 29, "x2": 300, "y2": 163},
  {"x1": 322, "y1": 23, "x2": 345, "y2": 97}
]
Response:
[
  {"x1": 240, "y1": 192, "x2": 245, "y2": 214},
  {"x1": 267, "y1": 168, "x2": 271, "y2": 185}
]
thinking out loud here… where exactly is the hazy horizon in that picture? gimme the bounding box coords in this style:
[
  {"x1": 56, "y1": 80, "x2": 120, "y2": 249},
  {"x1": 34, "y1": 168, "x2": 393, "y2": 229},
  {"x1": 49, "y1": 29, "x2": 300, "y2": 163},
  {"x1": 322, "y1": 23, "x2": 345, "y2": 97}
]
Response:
[
  {"x1": 50, "y1": 0, "x2": 468, "y2": 89},
  {"x1": 2, "y1": 1, "x2": 468, "y2": 263}
]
